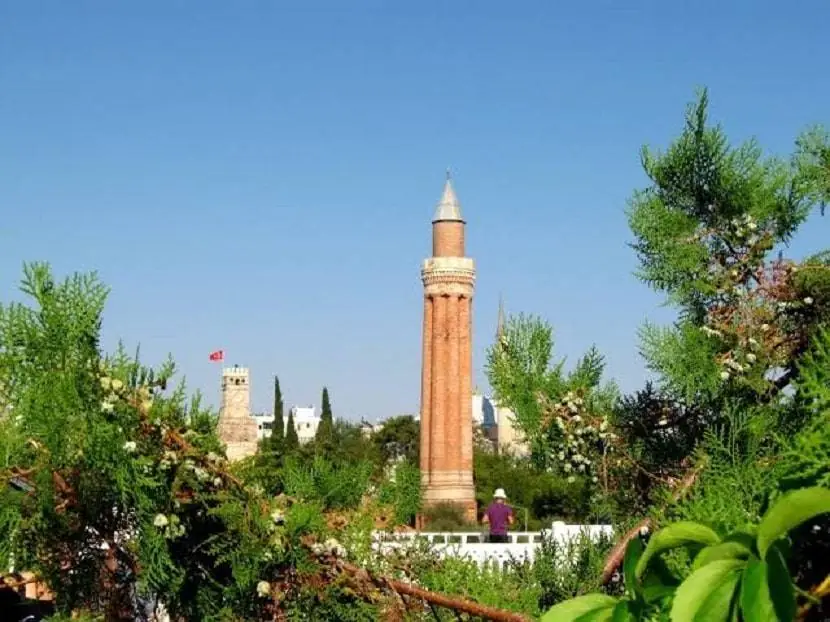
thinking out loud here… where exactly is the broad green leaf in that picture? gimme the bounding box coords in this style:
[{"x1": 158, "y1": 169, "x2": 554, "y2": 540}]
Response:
[
  {"x1": 693, "y1": 531, "x2": 755, "y2": 571},
  {"x1": 642, "y1": 557, "x2": 679, "y2": 603},
  {"x1": 741, "y1": 545, "x2": 796, "y2": 622},
  {"x1": 541, "y1": 594, "x2": 618, "y2": 622},
  {"x1": 636, "y1": 521, "x2": 721, "y2": 580},
  {"x1": 696, "y1": 567, "x2": 742, "y2": 622},
  {"x1": 741, "y1": 558, "x2": 775, "y2": 622},
  {"x1": 757, "y1": 487, "x2": 830, "y2": 557},
  {"x1": 623, "y1": 537, "x2": 644, "y2": 596},
  {"x1": 670, "y1": 559, "x2": 744, "y2": 622},
  {"x1": 610, "y1": 601, "x2": 634, "y2": 622},
  {"x1": 574, "y1": 607, "x2": 616, "y2": 622},
  {"x1": 766, "y1": 545, "x2": 796, "y2": 622},
  {"x1": 642, "y1": 582, "x2": 676, "y2": 603}
]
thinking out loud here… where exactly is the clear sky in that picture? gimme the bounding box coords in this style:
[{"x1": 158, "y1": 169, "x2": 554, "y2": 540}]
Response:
[{"x1": 1, "y1": 1, "x2": 828, "y2": 421}]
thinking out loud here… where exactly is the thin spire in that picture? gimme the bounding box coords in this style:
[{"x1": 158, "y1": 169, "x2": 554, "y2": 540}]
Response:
[
  {"x1": 432, "y1": 172, "x2": 464, "y2": 223},
  {"x1": 496, "y1": 295, "x2": 506, "y2": 340}
]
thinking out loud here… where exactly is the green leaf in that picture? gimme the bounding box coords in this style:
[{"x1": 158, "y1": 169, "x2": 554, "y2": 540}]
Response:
[
  {"x1": 541, "y1": 594, "x2": 618, "y2": 622},
  {"x1": 623, "y1": 537, "x2": 644, "y2": 596},
  {"x1": 636, "y1": 521, "x2": 721, "y2": 580},
  {"x1": 741, "y1": 547, "x2": 797, "y2": 622},
  {"x1": 642, "y1": 557, "x2": 680, "y2": 603},
  {"x1": 670, "y1": 559, "x2": 744, "y2": 622},
  {"x1": 610, "y1": 601, "x2": 634, "y2": 622},
  {"x1": 757, "y1": 487, "x2": 830, "y2": 557},
  {"x1": 693, "y1": 531, "x2": 755, "y2": 570}
]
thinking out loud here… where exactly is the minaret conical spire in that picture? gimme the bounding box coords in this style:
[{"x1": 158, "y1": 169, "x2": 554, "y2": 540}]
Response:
[
  {"x1": 496, "y1": 295, "x2": 506, "y2": 341},
  {"x1": 432, "y1": 170, "x2": 464, "y2": 223}
]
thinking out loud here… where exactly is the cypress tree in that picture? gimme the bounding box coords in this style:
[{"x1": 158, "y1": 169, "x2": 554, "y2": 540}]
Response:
[
  {"x1": 285, "y1": 409, "x2": 299, "y2": 450},
  {"x1": 316, "y1": 386, "x2": 334, "y2": 444},
  {"x1": 272, "y1": 375, "x2": 285, "y2": 446}
]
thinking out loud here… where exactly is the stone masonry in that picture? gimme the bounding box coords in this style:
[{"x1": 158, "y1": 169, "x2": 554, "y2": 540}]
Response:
[
  {"x1": 418, "y1": 175, "x2": 477, "y2": 525},
  {"x1": 216, "y1": 365, "x2": 258, "y2": 461}
]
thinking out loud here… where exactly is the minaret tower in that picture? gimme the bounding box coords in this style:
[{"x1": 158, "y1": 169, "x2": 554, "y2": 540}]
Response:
[{"x1": 418, "y1": 173, "x2": 477, "y2": 525}]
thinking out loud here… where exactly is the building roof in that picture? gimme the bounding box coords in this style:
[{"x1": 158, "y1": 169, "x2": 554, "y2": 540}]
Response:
[{"x1": 432, "y1": 172, "x2": 464, "y2": 223}]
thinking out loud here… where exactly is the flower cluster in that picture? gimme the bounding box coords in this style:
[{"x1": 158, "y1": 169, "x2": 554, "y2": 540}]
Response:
[
  {"x1": 546, "y1": 390, "x2": 615, "y2": 484},
  {"x1": 310, "y1": 537, "x2": 347, "y2": 558},
  {"x1": 153, "y1": 513, "x2": 186, "y2": 539},
  {"x1": 705, "y1": 255, "x2": 819, "y2": 385}
]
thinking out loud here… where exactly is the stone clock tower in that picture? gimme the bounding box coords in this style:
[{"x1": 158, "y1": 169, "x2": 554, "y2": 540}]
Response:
[
  {"x1": 217, "y1": 365, "x2": 258, "y2": 462},
  {"x1": 418, "y1": 174, "x2": 477, "y2": 525}
]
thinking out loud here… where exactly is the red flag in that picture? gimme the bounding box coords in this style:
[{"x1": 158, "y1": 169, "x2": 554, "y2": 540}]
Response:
[{"x1": 209, "y1": 350, "x2": 224, "y2": 362}]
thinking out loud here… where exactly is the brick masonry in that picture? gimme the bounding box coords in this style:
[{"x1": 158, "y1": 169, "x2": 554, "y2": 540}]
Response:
[{"x1": 418, "y1": 186, "x2": 477, "y2": 526}]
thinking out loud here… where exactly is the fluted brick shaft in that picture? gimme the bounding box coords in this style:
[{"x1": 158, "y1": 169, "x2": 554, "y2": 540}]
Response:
[{"x1": 418, "y1": 176, "x2": 476, "y2": 526}]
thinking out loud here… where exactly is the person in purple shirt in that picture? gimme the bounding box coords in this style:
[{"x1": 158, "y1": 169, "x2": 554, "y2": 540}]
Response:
[{"x1": 482, "y1": 488, "x2": 514, "y2": 543}]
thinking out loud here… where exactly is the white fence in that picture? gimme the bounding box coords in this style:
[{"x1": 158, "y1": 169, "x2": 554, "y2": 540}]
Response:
[{"x1": 372, "y1": 522, "x2": 614, "y2": 569}]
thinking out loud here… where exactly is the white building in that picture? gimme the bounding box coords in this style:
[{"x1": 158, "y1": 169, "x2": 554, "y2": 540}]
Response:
[
  {"x1": 253, "y1": 405, "x2": 336, "y2": 446},
  {"x1": 289, "y1": 405, "x2": 323, "y2": 445},
  {"x1": 253, "y1": 412, "x2": 275, "y2": 441}
]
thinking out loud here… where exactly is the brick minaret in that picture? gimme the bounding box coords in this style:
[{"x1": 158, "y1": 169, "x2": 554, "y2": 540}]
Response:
[
  {"x1": 418, "y1": 174, "x2": 477, "y2": 525},
  {"x1": 217, "y1": 365, "x2": 258, "y2": 462}
]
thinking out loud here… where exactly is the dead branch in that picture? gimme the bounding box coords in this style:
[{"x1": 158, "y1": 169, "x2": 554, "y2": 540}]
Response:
[
  {"x1": 337, "y1": 560, "x2": 532, "y2": 622},
  {"x1": 600, "y1": 462, "x2": 703, "y2": 585},
  {"x1": 797, "y1": 573, "x2": 830, "y2": 620}
]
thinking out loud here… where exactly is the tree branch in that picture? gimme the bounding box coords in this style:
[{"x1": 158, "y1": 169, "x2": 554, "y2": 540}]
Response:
[
  {"x1": 337, "y1": 560, "x2": 532, "y2": 622},
  {"x1": 600, "y1": 462, "x2": 703, "y2": 585}
]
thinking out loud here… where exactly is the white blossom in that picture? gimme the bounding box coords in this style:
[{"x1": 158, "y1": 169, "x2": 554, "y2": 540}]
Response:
[
  {"x1": 153, "y1": 514, "x2": 169, "y2": 528},
  {"x1": 804, "y1": 297, "x2": 814, "y2": 305},
  {"x1": 256, "y1": 581, "x2": 271, "y2": 597},
  {"x1": 720, "y1": 371, "x2": 731, "y2": 380},
  {"x1": 123, "y1": 441, "x2": 137, "y2": 453},
  {"x1": 567, "y1": 476, "x2": 576, "y2": 483},
  {"x1": 658, "y1": 418, "x2": 667, "y2": 427}
]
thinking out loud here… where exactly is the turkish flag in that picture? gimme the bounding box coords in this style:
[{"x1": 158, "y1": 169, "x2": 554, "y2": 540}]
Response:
[{"x1": 209, "y1": 350, "x2": 224, "y2": 362}]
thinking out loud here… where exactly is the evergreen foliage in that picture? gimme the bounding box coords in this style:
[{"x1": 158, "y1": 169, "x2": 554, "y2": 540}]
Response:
[
  {"x1": 371, "y1": 414, "x2": 419, "y2": 466},
  {"x1": 628, "y1": 89, "x2": 830, "y2": 405},
  {"x1": 484, "y1": 313, "x2": 619, "y2": 485},
  {"x1": 314, "y1": 386, "x2": 335, "y2": 454},
  {"x1": 271, "y1": 375, "x2": 284, "y2": 446},
  {"x1": 284, "y1": 409, "x2": 299, "y2": 450}
]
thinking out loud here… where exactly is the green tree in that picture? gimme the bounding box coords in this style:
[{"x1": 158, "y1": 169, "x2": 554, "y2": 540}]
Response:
[
  {"x1": 315, "y1": 386, "x2": 334, "y2": 451},
  {"x1": 271, "y1": 375, "x2": 285, "y2": 446},
  {"x1": 628, "y1": 89, "x2": 830, "y2": 406},
  {"x1": 371, "y1": 415, "x2": 419, "y2": 466},
  {"x1": 484, "y1": 313, "x2": 618, "y2": 476},
  {"x1": 253, "y1": 375, "x2": 287, "y2": 493},
  {"x1": 285, "y1": 408, "x2": 299, "y2": 451}
]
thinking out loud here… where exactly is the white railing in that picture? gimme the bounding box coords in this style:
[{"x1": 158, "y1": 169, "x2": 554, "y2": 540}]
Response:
[{"x1": 372, "y1": 521, "x2": 614, "y2": 569}]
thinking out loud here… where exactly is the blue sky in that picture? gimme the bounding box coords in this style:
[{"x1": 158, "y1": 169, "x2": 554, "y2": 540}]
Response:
[{"x1": 1, "y1": 1, "x2": 828, "y2": 421}]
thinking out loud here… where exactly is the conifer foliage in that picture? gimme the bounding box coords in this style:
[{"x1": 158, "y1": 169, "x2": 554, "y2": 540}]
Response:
[
  {"x1": 315, "y1": 386, "x2": 334, "y2": 451},
  {"x1": 0, "y1": 263, "x2": 392, "y2": 620},
  {"x1": 284, "y1": 408, "x2": 299, "y2": 450},
  {"x1": 271, "y1": 375, "x2": 284, "y2": 447}
]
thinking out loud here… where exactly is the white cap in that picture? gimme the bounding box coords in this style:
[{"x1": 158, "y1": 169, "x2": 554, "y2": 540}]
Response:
[{"x1": 493, "y1": 488, "x2": 507, "y2": 499}]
